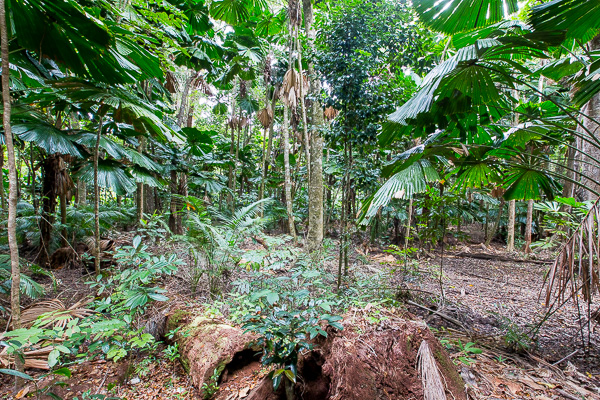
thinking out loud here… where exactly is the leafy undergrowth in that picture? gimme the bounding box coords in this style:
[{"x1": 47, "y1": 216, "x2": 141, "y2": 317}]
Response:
[{"x1": 1, "y1": 233, "x2": 599, "y2": 400}]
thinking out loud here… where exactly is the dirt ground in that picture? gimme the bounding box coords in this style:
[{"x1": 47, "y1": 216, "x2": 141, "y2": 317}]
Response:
[{"x1": 2, "y1": 235, "x2": 600, "y2": 400}]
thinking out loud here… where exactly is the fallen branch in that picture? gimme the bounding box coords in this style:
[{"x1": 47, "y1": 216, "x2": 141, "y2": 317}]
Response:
[
  {"x1": 451, "y1": 252, "x2": 552, "y2": 265},
  {"x1": 406, "y1": 300, "x2": 470, "y2": 333}
]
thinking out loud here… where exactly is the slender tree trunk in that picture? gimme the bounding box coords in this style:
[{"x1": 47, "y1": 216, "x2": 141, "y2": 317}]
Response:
[
  {"x1": 283, "y1": 101, "x2": 296, "y2": 238},
  {"x1": 39, "y1": 157, "x2": 60, "y2": 266},
  {"x1": 93, "y1": 117, "x2": 103, "y2": 275},
  {"x1": 136, "y1": 137, "x2": 146, "y2": 223},
  {"x1": 259, "y1": 127, "x2": 268, "y2": 206},
  {"x1": 1, "y1": 0, "x2": 24, "y2": 384},
  {"x1": 60, "y1": 191, "x2": 68, "y2": 247},
  {"x1": 524, "y1": 199, "x2": 533, "y2": 253},
  {"x1": 177, "y1": 71, "x2": 193, "y2": 126},
  {"x1": 77, "y1": 179, "x2": 86, "y2": 205},
  {"x1": 259, "y1": 88, "x2": 277, "y2": 209},
  {"x1": 227, "y1": 125, "x2": 235, "y2": 210},
  {"x1": 296, "y1": 35, "x2": 310, "y2": 179},
  {"x1": 0, "y1": 145, "x2": 4, "y2": 210},
  {"x1": 303, "y1": 0, "x2": 324, "y2": 253},
  {"x1": 485, "y1": 199, "x2": 504, "y2": 247},
  {"x1": 29, "y1": 143, "x2": 38, "y2": 212},
  {"x1": 507, "y1": 199, "x2": 516, "y2": 251},
  {"x1": 284, "y1": 376, "x2": 295, "y2": 400},
  {"x1": 405, "y1": 198, "x2": 413, "y2": 249},
  {"x1": 169, "y1": 170, "x2": 181, "y2": 235},
  {"x1": 483, "y1": 205, "x2": 489, "y2": 243}
]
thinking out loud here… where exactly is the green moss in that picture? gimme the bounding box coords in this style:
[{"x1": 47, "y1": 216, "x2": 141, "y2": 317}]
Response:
[
  {"x1": 166, "y1": 310, "x2": 192, "y2": 333},
  {"x1": 434, "y1": 348, "x2": 464, "y2": 391},
  {"x1": 180, "y1": 355, "x2": 191, "y2": 374}
]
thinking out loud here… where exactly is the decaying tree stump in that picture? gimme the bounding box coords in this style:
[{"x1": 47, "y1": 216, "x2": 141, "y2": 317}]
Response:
[
  {"x1": 166, "y1": 312, "x2": 260, "y2": 396},
  {"x1": 167, "y1": 310, "x2": 465, "y2": 400}
]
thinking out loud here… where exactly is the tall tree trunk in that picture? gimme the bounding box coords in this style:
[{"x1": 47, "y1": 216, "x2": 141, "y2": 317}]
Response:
[
  {"x1": 93, "y1": 117, "x2": 103, "y2": 275},
  {"x1": 169, "y1": 169, "x2": 182, "y2": 235},
  {"x1": 507, "y1": 199, "x2": 516, "y2": 252},
  {"x1": 60, "y1": 191, "x2": 68, "y2": 247},
  {"x1": 303, "y1": 0, "x2": 324, "y2": 252},
  {"x1": 283, "y1": 101, "x2": 296, "y2": 238},
  {"x1": 258, "y1": 126, "x2": 268, "y2": 207},
  {"x1": 259, "y1": 89, "x2": 277, "y2": 208},
  {"x1": 0, "y1": 144, "x2": 4, "y2": 210},
  {"x1": 524, "y1": 199, "x2": 533, "y2": 253},
  {"x1": 77, "y1": 179, "x2": 86, "y2": 205},
  {"x1": 29, "y1": 143, "x2": 38, "y2": 212},
  {"x1": 136, "y1": 182, "x2": 144, "y2": 221},
  {"x1": 227, "y1": 123, "x2": 235, "y2": 210},
  {"x1": 1, "y1": 0, "x2": 23, "y2": 384},
  {"x1": 144, "y1": 184, "x2": 155, "y2": 215},
  {"x1": 405, "y1": 198, "x2": 413, "y2": 249},
  {"x1": 485, "y1": 199, "x2": 504, "y2": 247},
  {"x1": 296, "y1": 35, "x2": 310, "y2": 179},
  {"x1": 39, "y1": 156, "x2": 58, "y2": 266},
  {"x1": 136, "y1": 137, "x2": 146, "y2": 224},
  {"x1": 575, "y1": 36, "x2": 600, "y2": 200}
]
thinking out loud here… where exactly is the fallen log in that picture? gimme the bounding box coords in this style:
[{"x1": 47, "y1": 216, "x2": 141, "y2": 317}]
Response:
[
  {"x1": 167, "y1": 310, "x2": 466, "y2": 400},
  {"x1": 451, "y1": 252, "x2": 552, "y2": 264},
  {"x1": 165, "y1": 311, "x2": 260, "y2": 397}
]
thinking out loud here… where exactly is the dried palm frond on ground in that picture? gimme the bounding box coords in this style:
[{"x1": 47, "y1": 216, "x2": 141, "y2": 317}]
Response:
[
  {"x1": 417, "y1": 340, "x2": 447, "y2": 400},
  {"x1": 20, "y1": 298, "x2": 94, "y2": 329},
  {"x1": 0, "y1": 345, "x2": 53, "y2": 370},
  {"x1": 544, "y1": 198, "x2": 600, "y2": 305}
]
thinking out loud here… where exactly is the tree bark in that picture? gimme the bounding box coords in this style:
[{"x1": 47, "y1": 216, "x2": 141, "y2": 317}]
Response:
[
  {"x1": 524, "y1": 199, "x2": 533, "y2": 254},
  {"x1": 0, "y1": 145, "x2": 4, "y2": 210},
  {"x1": 259, "y1": 87, "x2": 278, "y2": 208},
  {"x1": 578, "y1": 35, "x2": 600, "y2": 200},
  {"x1": 485, "y1": 199, "x2": 504, "y2": 247},
  {"x1": 1, "y1": 0, "x2": 24, "y2": 384},
  {"x1": 93, "y1": 117, "x2": 103, "y2": 275},
  {"x1": 39, "y1": 156, "x2": 58, "y2": 266},
  {"x1": 169, "y1": 169, "x2": 183, "y2": 235},
  {"x1": 60, "y1": 191, "x2": 68, "y2": 247},
  {"x1": 303, "y1": 0, "x2": 324, "y2": 252},
  {"x1": 283, "y1": 102, "x2": 296, "y2": 238},
  {"x1": 405, "y1": 198, "x2": 413, "y2": 249},
  {"x1": 296, "y1": 35, "x2": 310, "y2": 180},
  {"x1": 77, "y1": 179, "x2": 86, "y2": 205},
  {"x1": 507, "y1": 199, "x2": 516, "y2": 252}
]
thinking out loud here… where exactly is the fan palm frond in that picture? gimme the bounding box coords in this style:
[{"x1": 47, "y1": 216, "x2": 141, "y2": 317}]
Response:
[
  {"x1": 360, "y1": 160, "x2": 440, "y2": 224},
  {"x1": 20, "y1": 298, "x2": 94, "y2": 329},
  {"x1": 13, "y1": 123, "x2": 84, "y2": 158},
  {"x1": 75, "y1": 160, "x2": 136, "y2": 195},
  {"x1": 0, "y1": 256, "x2": 45, "y2": 299},
  {"x1": 414, "y1": 0, "x2": 519, "y2": 35}
]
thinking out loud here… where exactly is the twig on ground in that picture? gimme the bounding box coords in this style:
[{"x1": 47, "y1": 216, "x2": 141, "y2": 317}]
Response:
[
  {"x1": 406, "y1": 300, "x2": 471, "y2": 333},
  {"x1": 95, "y1": 371, "x2": 109, "y2": 394},
  {"x1": 552, "y1": 349, "x2": 579, "y2": 366}
]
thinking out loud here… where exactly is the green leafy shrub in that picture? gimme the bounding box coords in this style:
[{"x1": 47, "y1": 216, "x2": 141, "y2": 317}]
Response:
[{"x1": 232, "y1": 266, "x2": 342, "y2": 390}]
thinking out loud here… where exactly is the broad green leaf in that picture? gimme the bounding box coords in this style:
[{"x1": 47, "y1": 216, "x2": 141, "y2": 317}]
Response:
[
  {"x1": 0, "y1": 368, "x2": 34, "y2": 380},
  {"x1": 415, "y1": 0, "x2": 519, "y2": 35}
]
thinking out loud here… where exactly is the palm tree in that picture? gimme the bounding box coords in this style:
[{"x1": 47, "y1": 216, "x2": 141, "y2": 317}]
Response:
[
  {"x1": 0, "y1": 0, "x2": 23, "y2": 384},
  {"x1": 376, "y1": 0, "x2": 600, "y2": 308}
]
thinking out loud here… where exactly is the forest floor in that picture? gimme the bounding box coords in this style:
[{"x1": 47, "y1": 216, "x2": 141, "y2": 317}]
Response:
[{"x1": 1, "y1": 234, "x2": 600, "y2": 399}]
